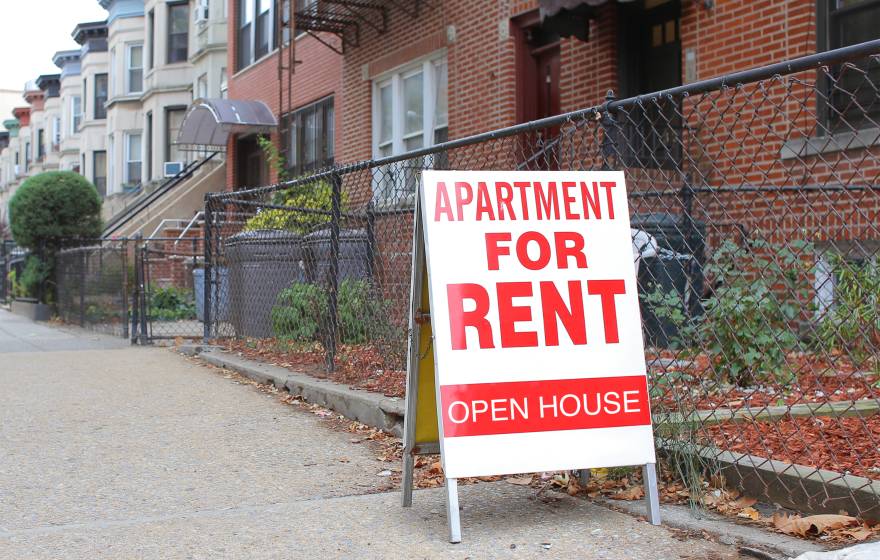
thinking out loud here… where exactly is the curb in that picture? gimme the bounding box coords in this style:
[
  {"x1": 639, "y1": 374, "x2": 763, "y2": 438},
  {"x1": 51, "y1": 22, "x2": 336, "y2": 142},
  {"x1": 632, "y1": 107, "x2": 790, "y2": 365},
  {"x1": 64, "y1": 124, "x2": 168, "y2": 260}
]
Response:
[
  {"x1": 606, "y1": 499, "x2": 824, "y2": 559},
  {"x1": 195, "y1": 349, "x2": 405, "y2": 436}
]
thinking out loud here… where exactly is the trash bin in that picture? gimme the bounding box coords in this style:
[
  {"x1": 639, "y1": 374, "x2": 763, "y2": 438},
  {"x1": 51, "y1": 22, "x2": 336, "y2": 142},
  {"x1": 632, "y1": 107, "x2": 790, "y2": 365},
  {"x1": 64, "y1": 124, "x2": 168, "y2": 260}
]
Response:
[
  {"x1": 302, "y1": 228, "x2": 371, "y2": 284},
  {"x1": 631, "y1": 213, "x2": 706, "y2": 348},
  {"x1": 193, "y1": 266, "x2": 229, "y2": 323},
  {"x1": 224, "y1": 230, "x2": 307, "y2": 338}
]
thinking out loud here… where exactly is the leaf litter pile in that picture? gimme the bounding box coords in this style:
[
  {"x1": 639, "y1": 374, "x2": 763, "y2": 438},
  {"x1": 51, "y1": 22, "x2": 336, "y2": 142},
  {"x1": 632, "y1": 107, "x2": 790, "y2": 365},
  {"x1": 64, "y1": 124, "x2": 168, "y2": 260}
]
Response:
[
  {"x1": 224, "y1": 338, "x2": 406, "y2": 397},
  {"x1": 701, "y1": 415, "x2": 880, "y2": 480},
  {"x1": 194, "y1": 352, "x2": 880, "y2": 546}
]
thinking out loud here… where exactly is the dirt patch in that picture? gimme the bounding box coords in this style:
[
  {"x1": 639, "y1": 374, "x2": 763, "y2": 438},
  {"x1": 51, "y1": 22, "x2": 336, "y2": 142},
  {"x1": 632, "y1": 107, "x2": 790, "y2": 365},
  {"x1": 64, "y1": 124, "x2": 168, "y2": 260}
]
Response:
[{"x1": 702, "y1": 414, "x2": 880, "y2": 480}]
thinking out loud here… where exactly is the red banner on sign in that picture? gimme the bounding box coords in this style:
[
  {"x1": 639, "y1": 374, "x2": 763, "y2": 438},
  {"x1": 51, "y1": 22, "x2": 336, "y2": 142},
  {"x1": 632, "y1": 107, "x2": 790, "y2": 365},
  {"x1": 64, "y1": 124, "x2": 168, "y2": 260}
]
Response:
[{"x1": 440, "y1": 376, "x2": 651, "y2": 438}]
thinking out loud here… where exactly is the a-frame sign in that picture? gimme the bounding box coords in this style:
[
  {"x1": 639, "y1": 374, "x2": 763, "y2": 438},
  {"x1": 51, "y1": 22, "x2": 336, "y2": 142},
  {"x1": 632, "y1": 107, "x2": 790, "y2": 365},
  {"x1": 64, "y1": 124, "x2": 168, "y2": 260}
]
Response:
[{"x1": 401, "y1": 170, "x2": 661, "y2": 542}]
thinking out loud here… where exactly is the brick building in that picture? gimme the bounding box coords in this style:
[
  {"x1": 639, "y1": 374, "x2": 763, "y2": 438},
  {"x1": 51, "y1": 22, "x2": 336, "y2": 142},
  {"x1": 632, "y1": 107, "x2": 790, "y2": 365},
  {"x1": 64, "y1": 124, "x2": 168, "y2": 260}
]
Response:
[{"x1": 223, "y1": 0, "x2": 342, "y2": 190}]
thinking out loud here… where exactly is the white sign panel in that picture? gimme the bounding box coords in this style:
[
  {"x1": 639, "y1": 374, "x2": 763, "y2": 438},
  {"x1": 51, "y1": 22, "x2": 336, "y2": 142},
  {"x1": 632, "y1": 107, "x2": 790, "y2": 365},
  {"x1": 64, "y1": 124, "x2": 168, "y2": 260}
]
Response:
[{"x1": 420, "y1": 170, "x2": 656, "y2": 479}]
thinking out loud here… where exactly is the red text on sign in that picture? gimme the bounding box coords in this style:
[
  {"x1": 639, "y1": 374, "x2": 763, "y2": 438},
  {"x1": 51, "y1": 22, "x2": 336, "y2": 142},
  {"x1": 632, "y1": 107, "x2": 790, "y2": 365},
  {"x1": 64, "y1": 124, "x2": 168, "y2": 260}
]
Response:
[
  {"x1": 440, "y1": 375, "x2": 650, "y2": 437},
  {"x1": 446, "y1": 279, "x2": 625, "y2": 350}
]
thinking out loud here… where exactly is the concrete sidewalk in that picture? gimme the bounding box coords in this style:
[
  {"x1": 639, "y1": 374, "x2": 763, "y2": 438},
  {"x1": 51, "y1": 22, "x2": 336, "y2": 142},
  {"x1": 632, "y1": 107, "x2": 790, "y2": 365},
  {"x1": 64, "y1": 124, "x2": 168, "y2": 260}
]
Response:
[{"x1": 0, "y1": 309, "x2": 746, "y2": 559}]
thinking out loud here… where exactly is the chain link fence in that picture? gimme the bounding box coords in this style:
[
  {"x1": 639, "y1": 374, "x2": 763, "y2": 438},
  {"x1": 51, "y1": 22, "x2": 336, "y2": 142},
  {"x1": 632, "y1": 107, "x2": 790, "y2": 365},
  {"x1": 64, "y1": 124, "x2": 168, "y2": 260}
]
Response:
[
  {"x1": 56, "y1": 240, "x2": 132, "y2": 338},
  {"x1": 204, "y1": 41, "x2": 876, "y2": 519}
]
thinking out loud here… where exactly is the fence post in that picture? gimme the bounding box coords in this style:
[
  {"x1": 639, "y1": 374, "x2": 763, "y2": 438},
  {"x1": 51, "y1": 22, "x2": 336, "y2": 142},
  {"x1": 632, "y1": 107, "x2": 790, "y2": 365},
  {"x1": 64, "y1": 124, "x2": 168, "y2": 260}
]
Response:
[
  {"x1": 203, "y1": 195, "x2": 213, "y2": 344},
  {"x1": 325, "y1": 171, "x2": 342, "y2": 373},
  {"x1": 79, "y1": 249, "x2": 86, "y2": 327},
  {"x1": 138, "y1": 240, "x2": 149, "y2": 345},
  {"x1": 122, "y1": 239, "x2": 129, "y2": 340},
  {"x1": 600, "y1": 90, "x2": 619, "y2": 171},
  {"x1": 130, "y1": 234, "x2": 141, "y2": 343}
]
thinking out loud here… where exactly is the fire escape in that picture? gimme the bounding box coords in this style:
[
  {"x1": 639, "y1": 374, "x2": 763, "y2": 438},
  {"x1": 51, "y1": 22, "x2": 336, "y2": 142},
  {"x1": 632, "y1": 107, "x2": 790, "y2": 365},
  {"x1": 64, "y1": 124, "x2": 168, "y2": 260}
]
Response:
[{"x1": 276, "y1": 1, "x2": 432, "y2": 159}]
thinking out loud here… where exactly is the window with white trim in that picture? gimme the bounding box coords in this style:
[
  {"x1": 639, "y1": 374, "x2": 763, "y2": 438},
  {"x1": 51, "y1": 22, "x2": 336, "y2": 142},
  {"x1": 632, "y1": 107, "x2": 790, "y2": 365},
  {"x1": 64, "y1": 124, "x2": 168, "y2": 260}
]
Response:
[
  {"x1": 196, "y1": 73, "x2": 208, "y2": 99},
  {"x1": 52, "y1": 116, "x2": 61, "y2": 149},
  {"x1": 124, "y1": 131, "x2": 143, "y2": 186},
  {"x1": 372, "y1": 55, "x2": 448, "y2": 205},
  {"x1": 237, "y1": 0, "x2": 276, "y2": 70},
  {"x1": 219, "y1": 67, "x2": 228, "y2": 98},
  {"x1": 126, "y1": 43, "x2": 144, "y2": 93},
  {"x1": 71, "y1": 95, "x2": 82, "y2": 133}
]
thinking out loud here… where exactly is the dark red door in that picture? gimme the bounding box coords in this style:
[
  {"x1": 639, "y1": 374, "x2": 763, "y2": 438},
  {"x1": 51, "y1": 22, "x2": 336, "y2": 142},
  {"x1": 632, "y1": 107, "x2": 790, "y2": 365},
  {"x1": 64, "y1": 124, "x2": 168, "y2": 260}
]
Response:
[{"x1": 514, "y1": 11, "x2": 562, "y2": 169}]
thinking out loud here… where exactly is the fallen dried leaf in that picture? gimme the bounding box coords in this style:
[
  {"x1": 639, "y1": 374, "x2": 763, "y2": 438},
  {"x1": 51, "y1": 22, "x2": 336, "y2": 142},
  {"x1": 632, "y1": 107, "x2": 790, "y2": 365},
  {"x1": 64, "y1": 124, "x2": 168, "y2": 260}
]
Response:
[
  {"x1": 773, "y1": 513, "x2": 857, "y2": 537},
  {"x1": 506, "y1": 476, "x2": 533, "y2": 486},
  {"x1": 610, "y1": 486, "x2": 644, "y2": 501},
  {"x1": 737, "y1": 507, "x2": 761, "y2": 521},
  {"x1": 841, "y1": 526, "x2": 874, "y2": 541}
]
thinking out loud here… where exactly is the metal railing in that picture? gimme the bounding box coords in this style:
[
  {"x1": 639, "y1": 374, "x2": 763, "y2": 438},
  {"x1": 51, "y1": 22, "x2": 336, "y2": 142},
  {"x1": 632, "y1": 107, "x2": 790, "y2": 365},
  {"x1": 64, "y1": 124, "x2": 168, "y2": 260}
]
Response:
[{"x1": 203, "y1": 41, "x2": 880, "y2": 519}]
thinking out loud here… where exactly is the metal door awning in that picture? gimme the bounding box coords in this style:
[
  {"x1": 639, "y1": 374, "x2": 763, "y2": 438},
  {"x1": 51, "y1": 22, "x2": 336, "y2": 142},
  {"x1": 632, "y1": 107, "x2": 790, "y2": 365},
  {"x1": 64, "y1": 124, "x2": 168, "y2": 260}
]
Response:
[
  {"x1": 176, "y1": 99, "x2": 278, "y2": 150},
  {"x1": 538, "y1": 0, "x2": 635, "y2": 42}
]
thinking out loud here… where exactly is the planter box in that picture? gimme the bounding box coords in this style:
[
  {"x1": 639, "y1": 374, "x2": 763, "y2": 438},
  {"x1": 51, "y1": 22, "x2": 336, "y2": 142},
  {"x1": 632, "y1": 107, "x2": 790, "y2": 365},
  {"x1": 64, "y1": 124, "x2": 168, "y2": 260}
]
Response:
[{"x1": 11, "y1": 298, "x2": 51, "y2": 321}]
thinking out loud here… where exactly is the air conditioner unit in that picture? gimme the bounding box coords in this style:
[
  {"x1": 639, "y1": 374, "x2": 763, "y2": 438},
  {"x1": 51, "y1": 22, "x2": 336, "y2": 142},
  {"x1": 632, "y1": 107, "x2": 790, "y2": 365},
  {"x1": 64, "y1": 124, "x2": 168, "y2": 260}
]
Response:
[
  {"x1": 164, "y1": 161, "x2": 184, "y2": 177},
  {"x1": 194, "y1": 1, "x2": 209, "y2": 23}
]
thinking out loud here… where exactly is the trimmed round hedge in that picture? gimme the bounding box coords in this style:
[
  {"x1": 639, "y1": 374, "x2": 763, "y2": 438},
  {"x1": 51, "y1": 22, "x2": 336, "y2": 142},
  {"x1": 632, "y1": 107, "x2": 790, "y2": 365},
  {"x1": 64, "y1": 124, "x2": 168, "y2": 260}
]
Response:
[{"x1": 9, "y1": 171, "x2": 102, "y2": 251}]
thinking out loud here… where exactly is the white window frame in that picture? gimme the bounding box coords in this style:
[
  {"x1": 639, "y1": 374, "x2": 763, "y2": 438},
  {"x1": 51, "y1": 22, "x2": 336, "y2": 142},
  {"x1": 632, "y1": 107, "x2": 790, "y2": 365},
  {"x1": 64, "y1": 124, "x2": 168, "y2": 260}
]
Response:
[
  {"x1": 123, "y1": 130, "x2": 143, "y2": 186},
  {"x1": 370, "y1": 52, "x2": 448, "y2": 206},
  {"x1": 107, "y1": 135, "x2": 115, "y2": 193},
  {"x1": 126, "y1": 42, "x2": 144, "y2": 94},
  {"x1": 196, "y1": 72, "x2": 208, "y2": 99},
  {"x1": 71, "y1": 95, "x2": 82, "y2": 133},
  {"x1": 219, "y1": 67, "x2": 228, "y2": 98},
  {"x1": 52, "y1": 116, "x2": 61, "y2": 147}
]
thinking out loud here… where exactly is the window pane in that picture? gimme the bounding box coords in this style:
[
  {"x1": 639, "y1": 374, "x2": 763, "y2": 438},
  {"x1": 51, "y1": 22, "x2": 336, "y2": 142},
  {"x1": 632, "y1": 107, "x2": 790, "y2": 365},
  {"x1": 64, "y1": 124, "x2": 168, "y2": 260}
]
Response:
[
  {"x1": 303, "y1": 108, "x2": 316, "y2": 166},
  {"x1": 166, "y1": 109, "x2": 186, "y2": 162},
  {"x1": 129, "y1": 70, "x2": 143, "y2": 93},
  {"x1": 242, "y1": 0, "x2": 254, "y2": 23},
  {"x1": 403, "y1": 71, "x2": 423, "y2": 135},
  {"x1": 128, "y1": 134, "x2": 142, "y2": 159},
  {"x1": 434, "y1": 60, "x2": 448, "y2": 128},
  {"x1": 404, "y1": 135, "x2": 422, "y2": 152},
  {"x1": 287, "y1": 114, "x2": 302, "y2": 170},
  {"x1": 95, "y1": 74, "x2": 108, "y2": 119},
  {"x1": 170, "y1": 4, "x2": 188, "y2": 33},
  {"x1": 326, "y1": 101, "x2": 334, "y2": 162},
  {"x1": 379, "y1": 84, "x2": 392, "y2": 144},
  {"x1": 130, "y1": 45, "x2": 143, "y2": 68},
  {"x1": 238, "y1": 23, "x2": 252, "y2": 67}
]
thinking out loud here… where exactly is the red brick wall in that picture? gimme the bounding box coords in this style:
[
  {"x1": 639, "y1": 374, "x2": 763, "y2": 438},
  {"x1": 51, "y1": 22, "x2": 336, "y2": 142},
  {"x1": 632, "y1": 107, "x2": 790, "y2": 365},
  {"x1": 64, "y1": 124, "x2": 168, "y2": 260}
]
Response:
[{"x1": 225, "y1": 1, "x2": 344, "y2": 190}]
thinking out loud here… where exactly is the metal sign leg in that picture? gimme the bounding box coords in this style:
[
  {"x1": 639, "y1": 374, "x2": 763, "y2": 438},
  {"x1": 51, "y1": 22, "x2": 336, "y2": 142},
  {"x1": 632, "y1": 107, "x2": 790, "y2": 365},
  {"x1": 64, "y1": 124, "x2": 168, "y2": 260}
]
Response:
[
  {"x1": 445, "y1": 477, "x2": 462, "y2": 543},
  {"x1": 642, "y1": 463, "x2": 661, "y2": 525},
  {"x1": 401, "y1": 452, "x2": 415, "y2": 507}
]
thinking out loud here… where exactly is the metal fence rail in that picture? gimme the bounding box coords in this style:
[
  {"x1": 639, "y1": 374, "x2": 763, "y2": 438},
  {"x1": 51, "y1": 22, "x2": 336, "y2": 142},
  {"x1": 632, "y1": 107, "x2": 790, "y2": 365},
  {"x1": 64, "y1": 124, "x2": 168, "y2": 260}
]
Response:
[{"x1": 207, "y1": 41, "x2": 880, "y2": 519}]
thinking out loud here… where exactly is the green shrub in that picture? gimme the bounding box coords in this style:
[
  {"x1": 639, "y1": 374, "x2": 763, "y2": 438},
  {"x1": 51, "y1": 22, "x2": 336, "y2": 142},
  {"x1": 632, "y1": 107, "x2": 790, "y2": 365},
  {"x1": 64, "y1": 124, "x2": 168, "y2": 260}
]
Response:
[
  {"x1": 149, "y1": 285, "x2": 197, "y2": 321},
  {"x1": 271, "y1": 279, "x2": 392, "y2": 345},
  {"x1": 337, "y1": 279, "x2": 389, "y2": 344},
  {"x1": 271, "y1": 282, "x2": 328, "y2": 341},
  {"x1": 642, "y1": 239, "x2": 811, "y2": 386},
  {"x1": 8, "y1": 171, "x2": 102, "y2": 303},
  {"x1": 816, "y1": 254, "x2": 880, "y2": 363},
  {"x1": 9, "y1": 171, "x2": 102, "y2": 252},
  {"x1": 19, "y1": 255, "x2": 52, "y2": 300}
]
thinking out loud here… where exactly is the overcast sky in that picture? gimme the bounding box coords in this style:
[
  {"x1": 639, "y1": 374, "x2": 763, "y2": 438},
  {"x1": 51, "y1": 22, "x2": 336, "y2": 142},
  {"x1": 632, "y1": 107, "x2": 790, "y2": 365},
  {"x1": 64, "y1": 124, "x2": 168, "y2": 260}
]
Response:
[{"x1": 0, "y1": 0, "x2": 108, "y2": 91}]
